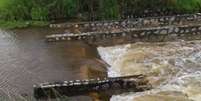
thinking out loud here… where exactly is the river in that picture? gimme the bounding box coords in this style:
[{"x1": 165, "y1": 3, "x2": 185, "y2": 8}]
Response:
[
  {"x1": 0, "y1": 28, "x2": 106, "y2": 101},
  {"x1": 1, "y1": 27, "x2": 201, "y2": 101}
]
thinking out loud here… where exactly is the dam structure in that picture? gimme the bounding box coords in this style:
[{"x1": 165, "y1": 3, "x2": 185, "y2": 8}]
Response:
[
  {"x1": 46, "y1": 13, "x2": 201, "y2": 45},
  {"x1": 34, "y1": 75, "x2": 151, "y2": 99},
  {"x1": 34, "y1": 13, "x2": 201, "y2": 99}
]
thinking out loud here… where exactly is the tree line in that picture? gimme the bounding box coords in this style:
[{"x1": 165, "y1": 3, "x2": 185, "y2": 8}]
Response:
[{"x1": 0, "y1": 0, "x2": 201, "y2": 21}]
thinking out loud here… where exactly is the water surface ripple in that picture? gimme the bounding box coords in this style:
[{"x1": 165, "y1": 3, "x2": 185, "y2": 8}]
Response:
[{"x1": 0, "y1": 28, "x2": 101, "y2": 100}]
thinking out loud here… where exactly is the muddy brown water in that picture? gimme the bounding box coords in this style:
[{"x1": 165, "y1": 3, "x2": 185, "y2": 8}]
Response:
[
  {"x1": 2, "y1": 27, "x2": 201, "y2": 101},
  {"x1": 0, "y1": 28, "x2": 107, "y2": 101}
]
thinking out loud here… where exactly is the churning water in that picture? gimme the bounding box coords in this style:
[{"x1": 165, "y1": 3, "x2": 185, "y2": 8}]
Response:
[{"x1": 98, "y1": 41, "x2": 201, "y2": 101}]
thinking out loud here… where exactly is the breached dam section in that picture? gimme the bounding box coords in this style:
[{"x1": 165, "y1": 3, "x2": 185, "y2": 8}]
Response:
[{"x1": 34, "y1": 75, "x2": 151, "y2": 99}]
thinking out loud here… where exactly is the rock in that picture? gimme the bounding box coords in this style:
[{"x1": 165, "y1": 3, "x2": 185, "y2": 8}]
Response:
[
  {"x1": 160, "y1": 30, "x2": 168, "y2": 35},
  {"x1": 174, "y1": 28, "x2": 179, "y2": 33}
]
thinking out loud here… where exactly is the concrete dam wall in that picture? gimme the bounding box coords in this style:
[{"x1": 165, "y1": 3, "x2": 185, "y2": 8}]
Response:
[
  {"x1": 34, "y1": 75, "x2": 151, "y2": 99},
  {"x1": 46, "y1": 24, "x2": 201, "y2": 45},
  {"x1": 46, "y1": 13, "x2": 201, "y2": 46},
  {"x1": 49, "y1": 13, "x2": 201, "y2": 30}
]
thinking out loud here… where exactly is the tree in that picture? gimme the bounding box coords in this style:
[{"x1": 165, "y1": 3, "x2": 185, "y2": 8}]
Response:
[{"x1": 99, "y1": 0, "x2": 120, "y2": 20}]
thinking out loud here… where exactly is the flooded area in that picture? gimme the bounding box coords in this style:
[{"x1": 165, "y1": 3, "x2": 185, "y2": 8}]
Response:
[
  {"x1": 0, "y1": 28, "x2": 106, "y2": 100},
  {"x1": 98, "y1": 41, "x2": 201, "y2": 101}
]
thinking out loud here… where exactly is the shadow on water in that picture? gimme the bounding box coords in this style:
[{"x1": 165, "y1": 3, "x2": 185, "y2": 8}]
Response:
[{"x1": 0, "y1": 28, "x2": 107, "y2": 101}]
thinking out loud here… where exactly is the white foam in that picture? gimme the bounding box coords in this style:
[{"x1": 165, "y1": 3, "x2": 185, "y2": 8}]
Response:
[
  {"x1": 97, "y1": 42, "x2": 201, "y2": 101},
  {"x1": 97, "y1": 45, "x2": 130, "y2": 77}
]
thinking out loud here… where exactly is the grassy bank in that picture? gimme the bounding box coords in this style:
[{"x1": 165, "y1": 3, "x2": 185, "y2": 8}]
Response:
[
  {"x1": 0, "y1": 20, "x2": 49, "y2": 29},
  {"x1": 1, "y1": 0, "x2": 201, "y2": 29}
]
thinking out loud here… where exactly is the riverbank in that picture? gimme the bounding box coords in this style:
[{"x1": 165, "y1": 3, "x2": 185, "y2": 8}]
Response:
[{"x1": 0, "y1": 20, "x2": 49, "y2": 29}]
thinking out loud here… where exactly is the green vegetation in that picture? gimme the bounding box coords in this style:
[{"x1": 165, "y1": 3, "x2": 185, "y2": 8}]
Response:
[
  {"x1": 99, "y1": 0, "x2": 120, "y2": 20},
  {"x1": 174, "y1": 0, "x2": 201, "y2": 12},
  {"x1": 0, "y1": 20, "x2": 49, "y2": 29},
  {"x1": 0, "y1": 0, "x2": 201, "y2": 28}
]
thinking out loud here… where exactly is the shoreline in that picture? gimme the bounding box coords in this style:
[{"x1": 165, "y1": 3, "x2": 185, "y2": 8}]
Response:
[{"x1": 0, "y1": 20, "x2": 49, "y2": 29}]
